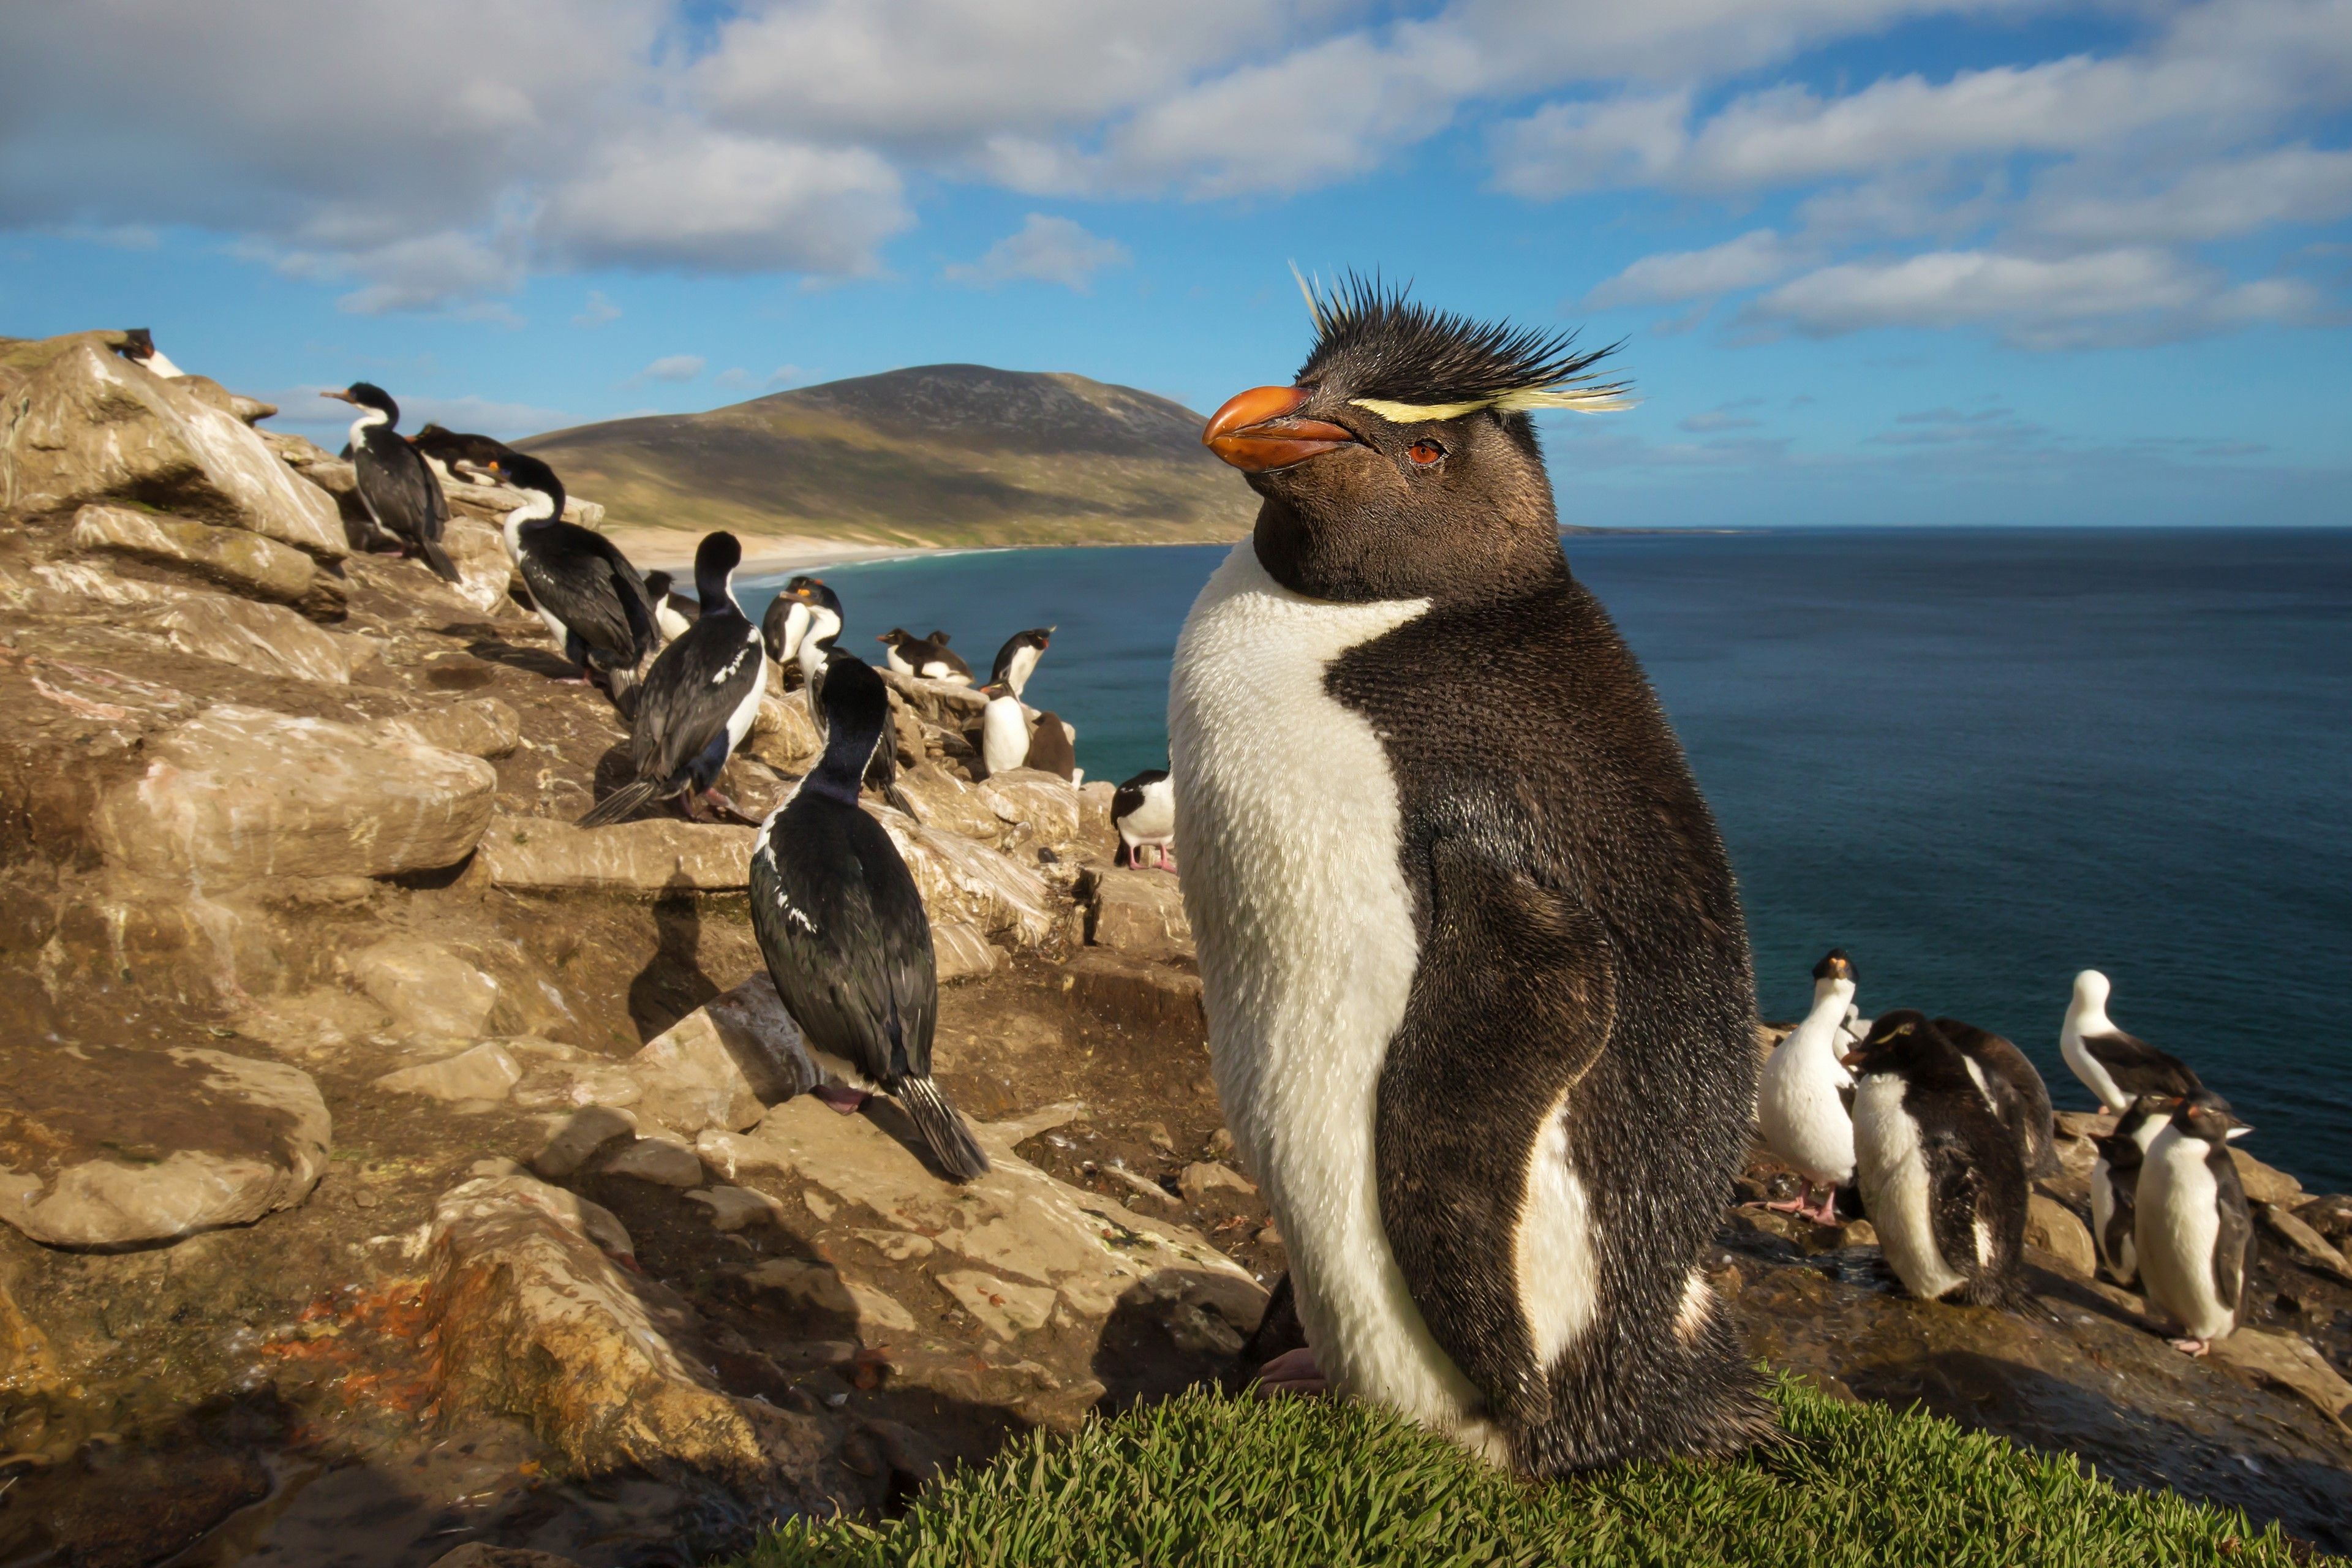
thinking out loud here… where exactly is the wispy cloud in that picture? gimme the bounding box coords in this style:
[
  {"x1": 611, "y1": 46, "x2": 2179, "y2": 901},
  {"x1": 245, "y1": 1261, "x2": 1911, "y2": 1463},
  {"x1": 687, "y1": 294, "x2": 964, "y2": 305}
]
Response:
[
  {"x1": 945, "y1": 214, "x2": 1129, "y2": 290},
  {"x1": 572, "y1": 290, "x2": 622, "y2": 327},
  {"x1": 633, "y1": 353, "x2": 706, "y2": 385}
]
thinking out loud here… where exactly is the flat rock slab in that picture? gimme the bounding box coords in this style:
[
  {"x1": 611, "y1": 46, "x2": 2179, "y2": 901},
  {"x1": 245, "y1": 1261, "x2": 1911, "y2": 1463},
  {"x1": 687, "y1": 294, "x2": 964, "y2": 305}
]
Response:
[
  {"x1": 978, "y1": 769, "x2": 1080, "y2": 851},
  {"x1": 376, "y1": 697, "x2": 521, "y2": 760},
  {"x1": 473, "y1": 814, "x2": 757, "y2": 893},
  {"x1": 72, "y1": 504, "x2": 323, "y2": 609},
  {"x1": 349, "y1": 938, "x2": 502, "y2": 1039},
  {"x1": 89, "y1": 703, "x2": 496, "y2": 884},
  {"x1": 0, "y1": 1045, "x2": 330, "y2": 1248},
  {"x1": 867, "y1": 804, "x2": 1058, "y2": 948},
  {"x1": 516, "y1": 971, "x2": 815, "y2": 1136},
  {"x1": 145, "y1": 593, "x2": 365, "y2": 684},
  {"x1": 1083, "y1": 867, "x2": 1194, "y2": 961},
  {"x1": 698, "y1": 1096, "x2": 1265, "y2": 1427},
  {"x1": 2, "y1": 342, "x2": 345, "y2": 559}
]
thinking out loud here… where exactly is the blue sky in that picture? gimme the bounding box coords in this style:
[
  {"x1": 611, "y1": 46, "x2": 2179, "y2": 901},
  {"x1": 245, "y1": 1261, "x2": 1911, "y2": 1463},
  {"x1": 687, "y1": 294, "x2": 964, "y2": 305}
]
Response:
[{"x1": 3, "y1": 0, "x2": 2346, "y2": 527}]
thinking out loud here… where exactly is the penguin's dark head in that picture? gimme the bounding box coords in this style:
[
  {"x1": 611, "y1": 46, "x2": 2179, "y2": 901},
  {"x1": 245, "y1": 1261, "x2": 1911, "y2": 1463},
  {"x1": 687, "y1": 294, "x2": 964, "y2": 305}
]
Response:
[
  {"x1": 2174, "y1": 1092, "x2": 2248, "y2": 1144},
  {"x1": 693, "y1": 530, "x2": 744, "y2": 611},
  {"x1": 644, "y1": 570, "x2": 673, "y2": 599},
  {"x1": 322, "y1": 382, "x2": 398, "y2": 421},
  {"x1": 1839, "y1": 1009, "x2": 1937, "y2": 1074},
  {"x1": 1202, "y1": 274, "x2": 1629, "y2": 603},
  {"x1": 462, "y1": 450, "x2": 566, "y2": 516},
  {"x1": 1811, "y1": 948, "x2": 1856, "y2": 984},
  {"x1": 780, "y1": 575, "x2": 840, "y2": 616},
  {"x1": 119, "y1": 328, "x2": 157, "y2": 361},
  {"x1": 878, "y1": 628, "x2": 916, "y2": 649}
]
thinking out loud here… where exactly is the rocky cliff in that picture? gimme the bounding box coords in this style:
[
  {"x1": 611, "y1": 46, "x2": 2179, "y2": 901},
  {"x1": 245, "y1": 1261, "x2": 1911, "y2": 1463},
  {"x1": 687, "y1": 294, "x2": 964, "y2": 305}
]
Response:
[{"x1": 1, "y1": 331, "x2": 2348, "y2": 1565}]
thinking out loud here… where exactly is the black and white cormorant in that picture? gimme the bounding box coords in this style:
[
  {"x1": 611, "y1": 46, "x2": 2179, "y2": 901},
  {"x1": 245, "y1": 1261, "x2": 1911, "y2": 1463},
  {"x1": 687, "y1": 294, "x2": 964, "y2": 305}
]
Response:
[
  {"x1": 987, "y1": 627, "x2": 1055, "y2": 698},
  {"x1": 458, "y1": 453, "x2": 660, "y2": 710},
  {"x1": 577, "y1": 531, "x2": 767, "y2": 827},
  {"x1": 749, "y1": 651, "x2": 989, "y2": 1182},
  {"x1": 321, "y1": 383, "x2": 459, "y2": 581},
  {"x1": 878, "y1": 628, "x2": 971, "y2": 684},
  {"x1": 642, "y1": 571, "x2": 700, "y2": 642}
]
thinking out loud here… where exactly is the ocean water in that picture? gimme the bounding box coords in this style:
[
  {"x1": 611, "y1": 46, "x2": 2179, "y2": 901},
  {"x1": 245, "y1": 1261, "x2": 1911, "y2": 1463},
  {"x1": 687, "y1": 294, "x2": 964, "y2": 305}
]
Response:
[{"x1": 744, "y1": 529, "x2": 2352, "y2": 1192}]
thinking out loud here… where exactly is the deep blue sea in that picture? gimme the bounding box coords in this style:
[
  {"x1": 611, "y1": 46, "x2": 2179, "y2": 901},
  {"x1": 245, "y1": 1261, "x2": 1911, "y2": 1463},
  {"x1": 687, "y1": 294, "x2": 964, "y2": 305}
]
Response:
[{"x1": 746, "y1": 529, "x2": 2352, "y2": 1193}]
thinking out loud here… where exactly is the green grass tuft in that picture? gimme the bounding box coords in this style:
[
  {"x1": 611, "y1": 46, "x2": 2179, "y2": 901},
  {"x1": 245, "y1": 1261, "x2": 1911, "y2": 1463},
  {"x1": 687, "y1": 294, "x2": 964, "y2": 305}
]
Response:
[{"x1": 739, "y1": 1375, "x2": 2314, "y2": 1568}]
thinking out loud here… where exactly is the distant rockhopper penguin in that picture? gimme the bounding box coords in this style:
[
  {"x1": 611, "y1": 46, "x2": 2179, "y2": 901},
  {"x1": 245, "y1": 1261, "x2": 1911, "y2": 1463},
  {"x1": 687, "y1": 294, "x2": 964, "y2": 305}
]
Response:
[
  {"x1": 989, "y1": 628, "x2": 1055, "y2": 698},
  {"x1": 1843, "y1": 1011, "x2": 2029, "y2": 1308},
  {"x1": 322, "y1": 382, "x2": 459, "y2": 582},
  {"x1": 2136, "y1": 1092, "x2": 2253, "y2": 1355},
  {"x1": 115, "y1": 328, "x2": 185, "y2": 380},
  {"x1": 410, "y1": 423, "x2": 518, "y2": 487},
  {"x1": 764, "y1": 576, "x2": 842, "y2": 697},
  {"x1": 1170, "y1": 276, "x2": 1771, "y2": 1473},
  {"x1": 641, "y1": 571, "x2": 699, "y2": 643},
  {"x1": 2090, "y1": 1092, "x2": 2175, "y2": 1286},
  {"x1": 878, "y1": 628, "x2": 973, "y2": 684},
  {"x1": 1112, "y1": 768, "x2": 1175, "y2": 869}
]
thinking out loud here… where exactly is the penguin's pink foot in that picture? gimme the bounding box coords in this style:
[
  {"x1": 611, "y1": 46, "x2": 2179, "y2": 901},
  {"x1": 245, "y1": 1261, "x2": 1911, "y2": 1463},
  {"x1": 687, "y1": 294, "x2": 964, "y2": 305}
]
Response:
[
  {"x1": 1802, "y1": 1193, "x2": 1844, "y2": 1226},
  {"x1": 2169, "y1": 1336, "x2": 2212, "y2": 1357},
  {"x1": 1253, "y1": 1347, "x2": 1327, "y2": 1398},
  {"x1": 810, "y1": 1085, "x2": 870, "y2": 1115},
  {"x1": 1760, "y1": 1195, "x2": 1815, "y2": 1217}
]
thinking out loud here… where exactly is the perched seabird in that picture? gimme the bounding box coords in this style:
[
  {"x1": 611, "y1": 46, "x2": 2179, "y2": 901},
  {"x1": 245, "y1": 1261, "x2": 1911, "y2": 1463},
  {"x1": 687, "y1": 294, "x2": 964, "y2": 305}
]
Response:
[
  {"x1": 878, "y1": 629, "x2": 972, "y2": 684},
  {"x1": 1171, "y1": 277, "x2": 1768, "y2": 1471},
  {"x1": 410, "y1": 424, "x2": 518, "y2": 486},
  {"x1": 642, "y1": 570, "x2": 699, "y2": 643},
  {"x1": 762, "y1": 576, "x2": 842, "y2": 691},
  {"x1": 977, "y1": 682, "x2": 1031, "y2": 778},
  {"x1": 1755, "y1": 950, "x2": 1858, "y2": 1225},
  {"x1": 577, "y1": 532, "x2": 766, "y2": 826},
  {"x1": 2090, "y1": 1092, "x2": 2176, "y2": 1286},
  {"x1": 988, "y1": 628, "x2": 1055, "y2": 699},
  {"x1": 2136, "y1": 1093, "x2": 2253, "y2": 1355},
  {"x1": 2061, "y1": 970, "x2": 2203, "y2": 1114},
  {"x1": 748, "y1": 652, "x2": 989, "y2": 1182},
  {"x1": 116, "y1": 328, "x2": 186, "y2": 380},
  {"x1": 460, "y1": 453, "x2": 659, "y2": 709},
  {"x1": 1844, "y1": 1012, "x2": 2029, "y2": 1308},
  {"x1": 1934, "y1": 1017, "x2": 2061, "y2": 1180},
  {"x1": 1112, "y1": 768, "x2": 1175, "y2": 870},
  {"x1": 1023, "y1": 707, "x2": 1077, "y2": 781},
  {"x1": 321, "y1": 383, "x2": 459, "y2": 581}
]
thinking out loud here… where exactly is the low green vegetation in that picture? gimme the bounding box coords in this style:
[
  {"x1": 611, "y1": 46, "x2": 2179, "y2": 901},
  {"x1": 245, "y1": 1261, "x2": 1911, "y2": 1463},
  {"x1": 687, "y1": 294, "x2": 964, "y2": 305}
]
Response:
[{"x1": 743, "y1": 1376, "x2": 2312, "y2": 1568}]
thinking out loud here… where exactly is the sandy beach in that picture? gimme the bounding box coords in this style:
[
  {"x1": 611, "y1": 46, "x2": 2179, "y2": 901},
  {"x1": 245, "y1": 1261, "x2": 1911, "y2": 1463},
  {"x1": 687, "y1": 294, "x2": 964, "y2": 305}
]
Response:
[{"x1": 604, "y1": 526, "x2": 946, "y2": 578}]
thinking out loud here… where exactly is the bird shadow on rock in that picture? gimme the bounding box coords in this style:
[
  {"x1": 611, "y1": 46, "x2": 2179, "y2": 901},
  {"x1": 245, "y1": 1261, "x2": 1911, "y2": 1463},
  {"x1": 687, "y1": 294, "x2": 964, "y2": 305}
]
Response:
[
  {"x1": 627, "y1": 891, "x2": 720, "y2": 1043},
  {"x1": 853, "y1": 1095, "x2": 976, "y2": 1186},
  {"x1": 464, "y1": 635, "x2": 576, "y2": 682}
]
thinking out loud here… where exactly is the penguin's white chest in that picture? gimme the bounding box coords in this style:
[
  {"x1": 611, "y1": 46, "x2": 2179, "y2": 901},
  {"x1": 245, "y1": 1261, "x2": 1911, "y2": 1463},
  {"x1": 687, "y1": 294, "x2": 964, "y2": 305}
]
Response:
[
  {"x1": 1852, "y1": 1074, "x2": 1969, "y2": 1300},
  {"x1": 1169, "y1": 543, "x2": 1503, "y2": 1451},
  {"x1": 2136, "y1": 1132, "x2": 2233, "y2": 1340},
  {"x1": 981, "y1": 698, "x2": 1030, "y2": 776},
  {"x1": 1757, "y1": 1000, "x2": 1855, "y2": 1186}
]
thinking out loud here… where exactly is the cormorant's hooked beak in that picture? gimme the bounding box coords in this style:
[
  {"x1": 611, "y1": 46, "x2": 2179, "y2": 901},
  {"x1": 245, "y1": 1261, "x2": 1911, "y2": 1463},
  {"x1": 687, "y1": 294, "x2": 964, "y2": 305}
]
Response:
[
  {"x1": 1202, "y1": 385, "x2": 1359, "y2": 472},
  {"x1": 319, "y1": 389, "x2": 355, "y2": 405}
]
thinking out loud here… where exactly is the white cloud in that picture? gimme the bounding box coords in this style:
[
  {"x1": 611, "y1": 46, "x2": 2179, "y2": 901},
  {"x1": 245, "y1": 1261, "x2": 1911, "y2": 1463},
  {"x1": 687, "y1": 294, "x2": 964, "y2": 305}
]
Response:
[
  {"x1": 2029, "y1": 144, "x2": 2352, "y2": 243},
  {"x1": 638, "y1": 355, "x2": 707, "y2": 383},
  {"x1": 1587, "y1": 229, "x2": 1809, "y2": 306},
  {"x1": 573, "y1": 290, "x2": 622, "y2": 327},
  {"x1": 944, "y1": 215, "x2": 1129, "y2": 290}
]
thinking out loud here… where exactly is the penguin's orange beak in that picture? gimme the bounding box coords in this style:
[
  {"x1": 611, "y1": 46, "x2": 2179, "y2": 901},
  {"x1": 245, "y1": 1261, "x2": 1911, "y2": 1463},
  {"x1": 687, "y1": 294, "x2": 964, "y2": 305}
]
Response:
[
  {"x1": 1838, "y1": 1049, "x2": 1865, "y2": 1070},
  {"x1": 1203, "y1": 385, "x2": 1359, "y2": 472}
]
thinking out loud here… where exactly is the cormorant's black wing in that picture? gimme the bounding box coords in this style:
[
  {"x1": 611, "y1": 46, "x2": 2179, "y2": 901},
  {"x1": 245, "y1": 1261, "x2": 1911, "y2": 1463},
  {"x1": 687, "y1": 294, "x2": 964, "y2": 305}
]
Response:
[
  {"x1": 2085, "y1": 1030, "x2": 2202, "y2": 1100},
  {"x1": 518, "y1": 522, "x2": 657, "y2": 666},
  {"x1": 355, "y1": 436, "x2": 448, "y2": 548},
  {"x1": 628, "y1": 615, "x2": 762, "y2": 788},
  {"x1": 1374, "y1": 832, "x2": 1616, "y2": 1432},
  {"x1": 750, "y1": 796, "x2": 937, "y2": 1087}
]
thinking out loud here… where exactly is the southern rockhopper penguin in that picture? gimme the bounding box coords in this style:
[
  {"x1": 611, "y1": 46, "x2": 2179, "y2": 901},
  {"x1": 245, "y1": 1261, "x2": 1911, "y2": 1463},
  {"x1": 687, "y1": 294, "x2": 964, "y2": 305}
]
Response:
[
  {"x1": 763, "y1": 576, "x2": 842, "y2": 698},
  {"x1": 116, "y1": 328, "x2": 186, "y2": 380},
  {"x1": 748, "y1": 652, "x2": 989, "y2": 1183},
  {"x1": 1112, "y1": 768, "x2": 1175, "y2": 870},
  {"x1": 1842, "y1": 1011, "x2": 2029, "y2": 1308},
  {"x1": 878, "y1": 628, "x2": 972, "y2": 684},
  {"x1": 411, "y1": 423, "x2": 518, "y2": 487},
  {"x1": 2136, "y1": 1092, "x2": 2253, "y2": 1355},
  {"x1": 2062, "y1": 969, "x2": 2204, "y2": 1113},
  {"x1": 1755, "y1": 949, "x2": 1858, "y2": 1226},
  {"x1": 2090, "y1": 1091, "x2": 2176, "y2": 1286},
  {"x1": 1934, "y1": 1016, "x2": 2061, "y2": 1180},
  {"x1": 989, "y1": 628, "x2": 1055, "y2": 698},
  {"x1": 460, "y1": 453, "x2": 661, "y2": 713},
  {"x1": 1170, "y1": 276, "x2": 1770, "y2": 1473},
  {"x1": 322, "y1": 382, "x2": 459, "y2": 581},
  {"x1": 641, "y1": 571, "x2": 699, "y2": 643},
  {"x1": 577, "y1": 531, "x2": 767, "y2": 827}
]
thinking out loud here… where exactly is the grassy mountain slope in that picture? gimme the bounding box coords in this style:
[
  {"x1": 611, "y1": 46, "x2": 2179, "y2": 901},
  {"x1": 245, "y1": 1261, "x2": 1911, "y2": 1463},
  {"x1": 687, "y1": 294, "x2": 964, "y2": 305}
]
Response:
[{"x1": 521, "y1": 364, "x2": 1257, "y2": 549}]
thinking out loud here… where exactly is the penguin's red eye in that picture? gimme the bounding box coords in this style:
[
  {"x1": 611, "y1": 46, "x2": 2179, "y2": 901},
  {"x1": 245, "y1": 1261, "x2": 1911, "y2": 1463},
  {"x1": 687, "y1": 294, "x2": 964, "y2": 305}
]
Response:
[{"x1": 1408, "y1": 440, "x2": 1444, "y2": 468}]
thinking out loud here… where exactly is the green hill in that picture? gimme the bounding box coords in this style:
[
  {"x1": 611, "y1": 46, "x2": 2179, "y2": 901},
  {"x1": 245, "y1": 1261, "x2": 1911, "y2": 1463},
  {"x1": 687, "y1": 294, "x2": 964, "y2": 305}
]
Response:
[{"x1": 520, "y1": 364, "x2": 1256, "y2": 550}]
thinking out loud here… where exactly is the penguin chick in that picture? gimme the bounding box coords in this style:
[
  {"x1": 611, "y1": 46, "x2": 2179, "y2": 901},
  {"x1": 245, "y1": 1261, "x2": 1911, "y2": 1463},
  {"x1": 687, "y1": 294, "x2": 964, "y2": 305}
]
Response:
[
  {"x1": 2136, "y1": 1093, "x2": 2253, "y2": 1355},
  {"x1": 749, "y1": 653, "x2": 989, "y2": 1183},
  {"x1": 1023, "y1": 707, "x2": 1077, "y2": 781},
  {"x1": 1844, "y1": 1011, "x2": 2029, "y2": 1308},
  {"x1": 1934, "y1": 1017, "x2": 2061, "y2": 1180},
  {"x1": 2090, "y1": 1092, "x2": 2176, "y2": 1286},
  {"x1": 1175, "y1": 276, "x2": 1767, "y2": 1474},
  {"x1": 1755, "y1": 949, "x2": 1858, "y2": 1226}
]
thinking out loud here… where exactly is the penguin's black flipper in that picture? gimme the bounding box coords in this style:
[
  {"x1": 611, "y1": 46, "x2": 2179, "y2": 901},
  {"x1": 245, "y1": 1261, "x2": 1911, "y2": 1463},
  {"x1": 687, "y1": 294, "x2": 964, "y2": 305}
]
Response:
[
  {"x1": 1374, "y1": 835, "x2": 1616, "y2": 1434},
  {"x1": 2211, "y1": 1153, "x2": 2252, "y2": 1317}
]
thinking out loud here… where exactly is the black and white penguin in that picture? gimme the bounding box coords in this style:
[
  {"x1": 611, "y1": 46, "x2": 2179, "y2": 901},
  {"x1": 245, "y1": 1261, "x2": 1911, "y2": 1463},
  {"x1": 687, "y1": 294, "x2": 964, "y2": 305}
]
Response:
[
  {"x1": 1112, "y1": 768, "x2": 1175, "y2": 870},
  {"x1": 577, "y1": 532, "x2": 767, "y2": 827},
  {"x1": 988, "y1": 627, "x2": 1055, "y2": 698},
  {"x1": 1842, "y1": 1011, "x2": 2029, "y2": 1308},
  {"x1": 116, "y1": 328, "x2": 186, "y2": 380},
  {"x1": 2135, "y1": 1093, "x2": 2253, "y2": 1355},
  {"x1": 320, "y1": 383, "x2": 459, "y2": 581},
  {"x1": 748, "y1": 652, "x2": 989, "y2": 1182},
  {"x1": 461, "y1": 453, "x2": 660, "y2": 710},
  {"x1": 641, "y1": 571, "x2": 699, "y2": 643},
  {"x1": 2061, "y1": 969, "x2": 2203, "y2": 1113},
  {"x1": 2090, "y1": 1092, "x2": 2176, "y2": 1286},
  {"x1": 976, "y1": 682, "x2": 1030, "y2": 778},
  {"x1": 1170, "y1": 277, "x2": 1769, "y2": 1471},
  {"x1": 410, "y1": 424, "x2": 516, "y2": 486},
  {"x1": 878, "y1": 629, "x2": 972, "y2": 684},
  {"x1": 1755, "y1": 949, "x2": 1858, "y2": 1226},
  {"x1": 762, "y1": 576, "x2": 842, "y2": 690},
  {"x1": 1934, "y1": 1017, "x2": 2061, "y2": 1180}
]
